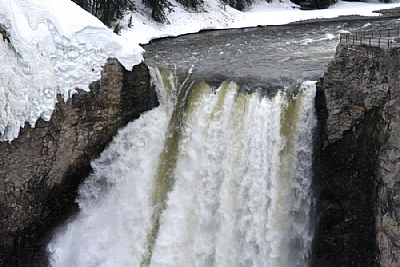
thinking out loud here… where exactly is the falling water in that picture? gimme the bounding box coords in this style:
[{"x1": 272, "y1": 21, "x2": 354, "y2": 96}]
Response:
[{"x1": 48, "y1": 67, "x2": 316, "y2": 267}]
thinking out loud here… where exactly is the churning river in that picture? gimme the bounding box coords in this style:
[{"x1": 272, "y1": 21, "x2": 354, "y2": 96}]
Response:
[{"x1": 48, "y1": 17, "x2": 400, "y2": 267}]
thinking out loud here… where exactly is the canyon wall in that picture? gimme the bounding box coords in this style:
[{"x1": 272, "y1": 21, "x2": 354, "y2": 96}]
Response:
[
  {"x1": 314, "y1": 44, "x2": 400, "y2": 267},
  {"x1": 0, "y1": 59, "x2": 157, "y2": 266},
  {"x1": 4, "y1": 38, "x2": 400, "y2": 267}
]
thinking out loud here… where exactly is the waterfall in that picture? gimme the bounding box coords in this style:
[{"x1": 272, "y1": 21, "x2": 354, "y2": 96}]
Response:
[{"x1": 48, "y1": 67, "x2": 316, "y2": 267}]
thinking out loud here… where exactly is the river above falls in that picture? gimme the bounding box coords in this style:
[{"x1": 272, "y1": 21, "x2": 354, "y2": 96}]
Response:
[{"x1": 143, "y1": 17, "x2": 400, "y2": 91}]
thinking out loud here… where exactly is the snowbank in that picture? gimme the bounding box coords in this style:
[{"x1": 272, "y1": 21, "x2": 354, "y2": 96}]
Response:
[
  {"x1": 1, "y1": 0, "x2": 400, "y2": 142},
  {"x1": 121, "y1": 0, "x2": 400, "y2": 44},
  {"x1": 0, "y1": 0, "x2": 143, "y2": 141}
]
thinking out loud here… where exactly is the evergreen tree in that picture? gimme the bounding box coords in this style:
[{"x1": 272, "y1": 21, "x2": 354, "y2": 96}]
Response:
[
  {"x1": 128, "y1": 15, "x2": 133, "y2": 28},
  {"x1": 73, "y1": 0, "x2": 395, "y2": 25},
  {"x1": 142, "y1": 0, "x2": 170, "y2": 22},
  {"x1": 220, "y1": 0, "x2": 268, "y2": 11},
  {"x1": 71, "y1": 0, "x2": 135, "y2": 26},
  {"x1": 176, "y1": 0, "x2": 204, "y2": 10},
  {"x1": 290, "y1": 0, "x2": 335, "y2": 9}
]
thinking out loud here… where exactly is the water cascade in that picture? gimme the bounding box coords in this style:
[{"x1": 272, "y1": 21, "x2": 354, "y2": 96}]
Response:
[{"x1": 48, "y1": 67, "x2": 316, "y2": 267}]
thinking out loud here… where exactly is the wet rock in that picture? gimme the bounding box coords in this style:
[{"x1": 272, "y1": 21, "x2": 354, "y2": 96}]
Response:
[{"x1": 0, "y1": 59, "x2": 157, "y2": 266}]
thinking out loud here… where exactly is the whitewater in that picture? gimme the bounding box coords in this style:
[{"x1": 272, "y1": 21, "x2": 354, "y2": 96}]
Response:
[
  {"x1": 1, "y1": 0, "x2": 400, "y2": 266},
  {"x1": 48, "y1": 68, "x2": 316, "y2": 267}
]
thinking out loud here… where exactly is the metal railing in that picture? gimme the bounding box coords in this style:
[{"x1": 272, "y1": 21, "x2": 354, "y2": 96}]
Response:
[{"x1": 339, "y1": 28, "x2": 400, "y2": 49}]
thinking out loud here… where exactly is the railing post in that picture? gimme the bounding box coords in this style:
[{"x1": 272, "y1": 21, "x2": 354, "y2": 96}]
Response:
[{"x1": 341, "y1": 28, "x2": 400, "y2": 48}]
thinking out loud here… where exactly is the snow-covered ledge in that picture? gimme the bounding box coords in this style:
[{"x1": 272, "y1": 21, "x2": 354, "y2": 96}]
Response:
[
  {"x1": 0, "y1": 0, "x2": 143, "y2": 142},
  {"x1": 2, "y1": 0, "x2": 400, "y2": 142}
]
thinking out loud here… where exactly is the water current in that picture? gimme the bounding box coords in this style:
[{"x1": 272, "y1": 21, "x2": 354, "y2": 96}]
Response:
[
  {"x1": 48, "y1": 17, "x2": 400, "y2": 267},
  {"x1": 144, "y1": 18, "x2": 400, "y2": 89}
]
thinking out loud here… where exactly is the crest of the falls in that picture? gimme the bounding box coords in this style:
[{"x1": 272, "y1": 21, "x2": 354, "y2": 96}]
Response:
[{"x1": 48, "y1": 68, "x2": 316, "y2": 267}]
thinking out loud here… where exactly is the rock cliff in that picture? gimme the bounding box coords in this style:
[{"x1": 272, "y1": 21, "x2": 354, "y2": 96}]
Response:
[
  {"x1": 314, "y1": 44, "x2": 400, "y2": 266},
  {"x1": 0, "y1": 59, "x2": 157, "y2": 266}
]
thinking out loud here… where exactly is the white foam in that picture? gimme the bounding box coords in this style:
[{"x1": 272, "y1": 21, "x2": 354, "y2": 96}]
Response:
[{"x1": 48, "y1": 73, "x2": 317, "y2": 267}]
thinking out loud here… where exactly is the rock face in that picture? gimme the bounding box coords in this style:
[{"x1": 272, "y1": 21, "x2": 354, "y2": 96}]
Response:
[
  {"x1": 313, "y1": 44, "x2": 400, "y2": 266},
  {"x1": 0, "y1": 59, "x2": 157, "y2": 266}
]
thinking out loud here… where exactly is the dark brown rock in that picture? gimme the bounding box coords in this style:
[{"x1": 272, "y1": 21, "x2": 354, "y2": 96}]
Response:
[{"x1": 0, "y1": 59, "x2": 157, "y2": 266}]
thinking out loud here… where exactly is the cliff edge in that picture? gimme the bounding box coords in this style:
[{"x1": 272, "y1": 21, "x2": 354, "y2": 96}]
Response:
[
  {"x1": 314, "y1": 43, "x2": 400, "y2": 266},
  {"x1": 0, "y1": 59, "x2": 157, "y2": 266}
]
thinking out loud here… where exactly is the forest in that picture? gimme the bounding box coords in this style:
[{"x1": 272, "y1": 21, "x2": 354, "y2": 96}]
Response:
[{"x1": 72, "y1": 0, "x2": 392, "y2": 26}]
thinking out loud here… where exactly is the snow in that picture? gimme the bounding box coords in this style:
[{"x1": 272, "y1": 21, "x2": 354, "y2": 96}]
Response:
[
  {"x1": 1, "y1": 0, "x2": 400, "y2": 142},
  {"x1": 121, "y1": 0, "x2": 400, "y2": 44},
  {"x1": 0, "y1": 0, "x2": 143, "y2": 141}
]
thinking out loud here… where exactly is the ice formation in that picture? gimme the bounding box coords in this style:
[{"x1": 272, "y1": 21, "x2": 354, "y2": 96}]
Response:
[{"x1": 0, "y1": 0, "x2": 143, "y2": 142}]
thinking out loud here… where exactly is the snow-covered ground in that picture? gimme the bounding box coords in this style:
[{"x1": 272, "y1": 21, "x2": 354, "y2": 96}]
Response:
[
  {"x1": 122, "y1": 0, "x2": 400, "y2": 44},
  {"x1": 1, "y1": 0, "x2": 400, "y2": 142}
]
